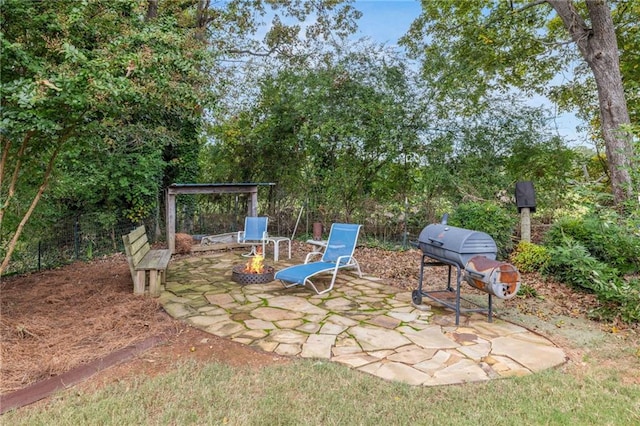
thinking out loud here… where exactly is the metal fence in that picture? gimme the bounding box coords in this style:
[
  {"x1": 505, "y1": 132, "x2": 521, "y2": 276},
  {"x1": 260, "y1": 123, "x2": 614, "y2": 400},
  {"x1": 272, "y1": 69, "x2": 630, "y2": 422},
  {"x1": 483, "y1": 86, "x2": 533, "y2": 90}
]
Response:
[
  {"x1": 3, "y1": 214, "x2": 159, "y2": 277},
  {"x1": 3, "y1": 202, "x2": 422, "y2": 277}
]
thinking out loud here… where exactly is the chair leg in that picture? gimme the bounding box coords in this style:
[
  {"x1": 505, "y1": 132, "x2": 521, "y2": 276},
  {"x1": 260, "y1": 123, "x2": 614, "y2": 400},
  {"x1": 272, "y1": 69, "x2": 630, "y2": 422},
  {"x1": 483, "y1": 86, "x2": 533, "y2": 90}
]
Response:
[
  {"x1": 352, "y1": 260, "x2": 363, "y2": 278},
  {"x1": 242, "y1": 245, "x2": 258, "y2": 257},
  {"x1": 280, "y1": 279, "x2": 302, "y2": 289},
  {"x1": 134, "y1": 270, "x2": 146, "y2": 295},
  {"x1": 306, "y1": 277, "x2": 332, "y2": 295},
  {"x1": 149, "y1": 270, "x2": 160, "y2": 297}
]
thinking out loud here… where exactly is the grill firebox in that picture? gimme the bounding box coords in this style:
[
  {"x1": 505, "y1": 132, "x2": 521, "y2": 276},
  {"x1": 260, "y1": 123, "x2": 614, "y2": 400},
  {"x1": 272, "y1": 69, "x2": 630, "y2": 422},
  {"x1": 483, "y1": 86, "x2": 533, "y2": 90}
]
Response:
[{"x1": 413, "y1": 219, "x2": 521, "y2": 324}]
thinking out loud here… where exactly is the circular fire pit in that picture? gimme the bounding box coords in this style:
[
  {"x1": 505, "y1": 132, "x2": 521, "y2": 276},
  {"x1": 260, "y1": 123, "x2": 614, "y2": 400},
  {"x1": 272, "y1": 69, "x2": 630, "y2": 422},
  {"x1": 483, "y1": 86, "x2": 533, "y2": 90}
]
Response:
[{"x1": 231, "y1": 264, "x2": 275, "y2": 285}]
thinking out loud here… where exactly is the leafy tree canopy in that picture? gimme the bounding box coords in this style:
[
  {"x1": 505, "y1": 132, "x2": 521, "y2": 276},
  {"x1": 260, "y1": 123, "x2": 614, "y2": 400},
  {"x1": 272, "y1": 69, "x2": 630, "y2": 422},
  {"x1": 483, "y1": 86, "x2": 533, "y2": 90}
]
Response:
[{"x1": 401, "y1": 0, "x2": 637, "y2": 206}]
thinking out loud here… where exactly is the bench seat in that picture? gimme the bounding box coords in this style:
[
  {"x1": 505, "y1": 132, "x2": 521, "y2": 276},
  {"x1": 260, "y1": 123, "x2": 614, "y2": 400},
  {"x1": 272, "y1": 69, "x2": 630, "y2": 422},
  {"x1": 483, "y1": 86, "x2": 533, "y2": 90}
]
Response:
[{"x1": 122, "y1": 225, "x2": 171, "y2": 297}]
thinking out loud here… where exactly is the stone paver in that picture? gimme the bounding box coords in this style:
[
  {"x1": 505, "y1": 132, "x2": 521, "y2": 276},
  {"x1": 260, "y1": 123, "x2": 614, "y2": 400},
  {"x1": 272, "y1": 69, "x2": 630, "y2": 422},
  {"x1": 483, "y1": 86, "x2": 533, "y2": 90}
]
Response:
[{"x1": 160, "y1": 251, "x2": 567, "y2": 386}]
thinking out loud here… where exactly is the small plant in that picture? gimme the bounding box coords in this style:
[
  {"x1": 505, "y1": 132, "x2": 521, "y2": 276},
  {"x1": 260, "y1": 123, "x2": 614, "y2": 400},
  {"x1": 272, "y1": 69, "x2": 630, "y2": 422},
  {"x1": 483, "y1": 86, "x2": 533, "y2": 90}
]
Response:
[
  {"x1": 510, "y1": 241, "x2": 550, "y2": 273},
  {"x1": 516, "y1": 283, "x2": 539, "y2": 299}
]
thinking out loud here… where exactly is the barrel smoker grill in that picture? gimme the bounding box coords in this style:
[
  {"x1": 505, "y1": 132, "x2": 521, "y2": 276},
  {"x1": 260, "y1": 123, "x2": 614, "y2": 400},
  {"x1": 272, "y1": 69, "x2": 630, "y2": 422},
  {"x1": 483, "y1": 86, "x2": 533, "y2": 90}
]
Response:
[{"x1": 412, "y1": 220, "x2": 521, "y2": 325}]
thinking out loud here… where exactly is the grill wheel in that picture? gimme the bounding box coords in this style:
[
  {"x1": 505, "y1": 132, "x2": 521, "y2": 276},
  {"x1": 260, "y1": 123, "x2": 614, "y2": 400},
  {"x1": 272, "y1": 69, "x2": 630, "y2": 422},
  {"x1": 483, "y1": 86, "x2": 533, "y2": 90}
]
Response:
[{"x1": 412, "y1": 290, "x2": 422, "y2": 305}]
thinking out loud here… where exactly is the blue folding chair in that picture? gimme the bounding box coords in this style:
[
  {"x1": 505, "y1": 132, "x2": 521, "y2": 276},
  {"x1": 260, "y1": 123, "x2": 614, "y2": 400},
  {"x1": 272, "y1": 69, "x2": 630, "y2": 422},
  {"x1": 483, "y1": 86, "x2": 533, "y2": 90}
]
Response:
[
  {"x1": 237, "y1": 216, "x2": 268, "y2": 257},
  {"x1": 275, "y1": 223, "x2": 362, "y2": 295}
]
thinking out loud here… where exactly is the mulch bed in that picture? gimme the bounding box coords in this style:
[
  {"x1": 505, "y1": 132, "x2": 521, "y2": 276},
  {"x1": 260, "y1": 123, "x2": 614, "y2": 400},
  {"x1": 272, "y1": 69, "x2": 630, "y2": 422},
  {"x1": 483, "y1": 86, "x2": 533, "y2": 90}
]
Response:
[{"x1": 0, "y1": 254, "x2": 175, "y2": 394}]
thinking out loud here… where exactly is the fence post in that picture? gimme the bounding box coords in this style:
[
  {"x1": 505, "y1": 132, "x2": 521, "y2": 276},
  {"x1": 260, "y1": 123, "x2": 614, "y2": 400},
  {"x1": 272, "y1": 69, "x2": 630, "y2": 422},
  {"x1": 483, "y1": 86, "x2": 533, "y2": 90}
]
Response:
[
  {"x1": 403, "y1": 196, "x2": 408, "y2": 249},
  {"x1": 74, "y1": 219, "x2": 80, "y2": 260}
]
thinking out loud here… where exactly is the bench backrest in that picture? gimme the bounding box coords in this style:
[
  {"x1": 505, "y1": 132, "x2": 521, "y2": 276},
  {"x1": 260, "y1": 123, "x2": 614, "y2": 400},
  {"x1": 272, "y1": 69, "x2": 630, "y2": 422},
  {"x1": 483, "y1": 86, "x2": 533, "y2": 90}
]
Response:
[{"x1": 123, "y1": 225, "x2": 151, "y2": 281}]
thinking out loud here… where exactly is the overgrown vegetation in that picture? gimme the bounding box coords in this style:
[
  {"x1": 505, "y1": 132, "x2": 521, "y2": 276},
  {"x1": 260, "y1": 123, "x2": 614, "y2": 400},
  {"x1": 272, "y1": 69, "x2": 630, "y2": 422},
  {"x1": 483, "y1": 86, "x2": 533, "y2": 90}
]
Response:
[
  {"x1": 509, "y1": 204, "x2": 640, "y2": 324},
  {"x1": 544, "y1": 214, "x2": 640, "y2": 274}
]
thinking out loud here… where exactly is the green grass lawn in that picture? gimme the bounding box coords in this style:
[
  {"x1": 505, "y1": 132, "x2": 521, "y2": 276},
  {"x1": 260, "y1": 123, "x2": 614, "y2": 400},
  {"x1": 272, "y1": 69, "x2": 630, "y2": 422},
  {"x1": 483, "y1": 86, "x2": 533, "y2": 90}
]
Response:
[{"x1": 4, "y1": 345, "x2": 639, "y2": 425}]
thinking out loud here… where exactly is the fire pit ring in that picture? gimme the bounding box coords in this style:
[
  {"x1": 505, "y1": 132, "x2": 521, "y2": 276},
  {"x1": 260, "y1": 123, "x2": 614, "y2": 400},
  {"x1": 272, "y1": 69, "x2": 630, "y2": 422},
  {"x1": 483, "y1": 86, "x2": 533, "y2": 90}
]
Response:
[{"x1": 231, "y1": 264, "x2": 275, "y2": 285}]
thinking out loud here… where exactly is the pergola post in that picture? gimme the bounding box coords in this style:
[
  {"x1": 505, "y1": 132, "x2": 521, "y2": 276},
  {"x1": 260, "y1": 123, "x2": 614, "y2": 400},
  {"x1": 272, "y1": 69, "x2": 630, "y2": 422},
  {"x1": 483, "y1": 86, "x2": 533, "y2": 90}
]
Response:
[{"x1": 166, "y1": 188, "x2": 176, "y2": 253}]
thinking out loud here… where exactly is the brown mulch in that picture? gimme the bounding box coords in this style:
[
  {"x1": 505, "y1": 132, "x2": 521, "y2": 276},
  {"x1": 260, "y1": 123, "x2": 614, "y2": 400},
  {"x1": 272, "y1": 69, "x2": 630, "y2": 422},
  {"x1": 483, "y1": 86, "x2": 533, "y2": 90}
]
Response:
[
  {"x1": 0, "y1": 242, "x2": 631, "y2": 401},
  {"x1": 0, "y1": 254, "x2": 175, "y2": 394}
]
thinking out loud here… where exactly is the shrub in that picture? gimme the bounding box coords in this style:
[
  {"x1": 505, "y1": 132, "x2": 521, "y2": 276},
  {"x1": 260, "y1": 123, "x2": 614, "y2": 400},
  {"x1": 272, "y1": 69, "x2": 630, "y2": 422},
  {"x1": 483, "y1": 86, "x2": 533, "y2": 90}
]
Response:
[
  {"x1": 543, "y1": 237, "x2": 619, "y2": 293},
  {"x1": 589, "y1": 278, "x2": 640, "y2": 324},
  {"x1": 448, "y1": 202, "x2": 517, "y2": 259},
  {"x1": 543, "y1": 236, "x2": 640, "y2": 324},
  {"x1": 510, "y1": 241, "x2": 550, "y2": 273},
  {"x1": 544, "y1": 214, "x2": 640, "y2": 274}
]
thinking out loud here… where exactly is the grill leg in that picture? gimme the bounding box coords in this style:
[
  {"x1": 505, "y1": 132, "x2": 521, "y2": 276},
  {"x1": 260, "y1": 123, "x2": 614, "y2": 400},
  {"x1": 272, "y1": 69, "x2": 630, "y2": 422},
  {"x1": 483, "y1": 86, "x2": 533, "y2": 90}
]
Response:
[
  {"x1": 418, "y1": 255, "x2": 426, "y2": 292},
  {"x1": 412, "y1": 255, "x2": 427, "y2": 305},
  {"x1": 488, "y1": 294, "x2": 493, "y2": 322},
  {"x1": 454, "y1": 264, "x2": 462, "y2": 326}
]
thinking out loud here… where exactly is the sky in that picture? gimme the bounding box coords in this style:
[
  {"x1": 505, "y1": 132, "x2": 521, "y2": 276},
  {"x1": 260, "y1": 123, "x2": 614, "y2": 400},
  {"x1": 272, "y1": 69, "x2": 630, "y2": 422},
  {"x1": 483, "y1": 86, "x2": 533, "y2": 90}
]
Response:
[
  {"x1": 351, "y1": 0, "x2": 420, "y2": 46},
  {"x1": 349, "y1": 1, "x2": 588, "y2": 145}
]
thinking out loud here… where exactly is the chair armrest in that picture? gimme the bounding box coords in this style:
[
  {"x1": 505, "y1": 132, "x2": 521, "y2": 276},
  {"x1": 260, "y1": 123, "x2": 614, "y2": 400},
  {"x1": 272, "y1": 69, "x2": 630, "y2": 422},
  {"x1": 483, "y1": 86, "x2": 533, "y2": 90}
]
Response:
[
  {"x1": 335, "y1": 255, "x2": 354, "y2": 266},
  {"x1": 304, "y1": 251, "x2": 324, "y2": 264}
]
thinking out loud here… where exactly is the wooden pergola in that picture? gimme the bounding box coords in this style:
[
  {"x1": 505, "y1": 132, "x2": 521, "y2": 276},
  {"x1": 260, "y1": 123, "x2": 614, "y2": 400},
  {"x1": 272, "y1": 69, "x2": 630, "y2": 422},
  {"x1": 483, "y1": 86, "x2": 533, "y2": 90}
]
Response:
[{"x1": 165, "y1": 183, "x2": 275, "y2": 253}]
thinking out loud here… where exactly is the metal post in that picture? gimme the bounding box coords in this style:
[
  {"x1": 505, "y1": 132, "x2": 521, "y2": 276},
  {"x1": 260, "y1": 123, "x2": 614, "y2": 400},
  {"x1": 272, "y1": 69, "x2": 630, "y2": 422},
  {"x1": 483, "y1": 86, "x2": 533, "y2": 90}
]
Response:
[
  {"x1": 403, "y1": 196, "x2": 408, "y2": 249},
  {"x1": 74, "y1": 220, "x2": 80, "y2": 259}
]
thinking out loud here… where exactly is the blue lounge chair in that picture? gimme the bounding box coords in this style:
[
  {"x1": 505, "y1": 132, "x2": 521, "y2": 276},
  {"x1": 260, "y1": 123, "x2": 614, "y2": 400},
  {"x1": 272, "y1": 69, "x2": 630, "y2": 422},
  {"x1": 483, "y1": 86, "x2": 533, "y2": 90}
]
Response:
[
  {"x1": 275, "y1": 223, "x2": 362, "y2": 295},
  {"x1": 237, "y1": 216, "x2": 268, "y2": 257}
]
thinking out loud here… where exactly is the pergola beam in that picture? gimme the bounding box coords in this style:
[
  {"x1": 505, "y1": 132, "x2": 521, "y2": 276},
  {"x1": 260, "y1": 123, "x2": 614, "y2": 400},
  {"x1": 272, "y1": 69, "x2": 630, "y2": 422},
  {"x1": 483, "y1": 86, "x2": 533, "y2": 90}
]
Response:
[{"x1": 165, "y1": 183, "x2": 274, "y2": 253}]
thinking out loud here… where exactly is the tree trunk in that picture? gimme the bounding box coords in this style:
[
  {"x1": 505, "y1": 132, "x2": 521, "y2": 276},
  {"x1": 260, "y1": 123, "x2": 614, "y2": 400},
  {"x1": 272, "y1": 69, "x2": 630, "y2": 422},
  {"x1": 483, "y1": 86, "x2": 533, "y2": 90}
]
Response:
[
  {"x1": 548, "y1": 0, "x2": 635, "y2": 205},
  {"x1": 145, "y1": 0, "x2": 158, "y2": 21},
  {"x1": 0, "y1": 138, "x2": 67, "y2": 275}
]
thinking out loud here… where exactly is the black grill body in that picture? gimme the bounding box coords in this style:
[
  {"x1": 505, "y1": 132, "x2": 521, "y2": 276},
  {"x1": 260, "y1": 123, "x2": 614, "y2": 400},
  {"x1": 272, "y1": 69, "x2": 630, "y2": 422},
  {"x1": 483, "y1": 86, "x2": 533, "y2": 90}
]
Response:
[{"x1": 412, "y1": 220, "x2": 520, "y2": 325}]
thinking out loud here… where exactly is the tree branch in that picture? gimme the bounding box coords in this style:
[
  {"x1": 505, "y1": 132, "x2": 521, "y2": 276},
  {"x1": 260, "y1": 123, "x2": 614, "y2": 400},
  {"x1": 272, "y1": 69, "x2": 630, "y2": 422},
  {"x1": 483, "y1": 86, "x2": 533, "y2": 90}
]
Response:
[
  {"x1": 225, "y1": 45, "x2": 281, "y2": 58},
  {"x1": 514, "y1": 0, "x2": 548, "y2": 12},
  {"x1": 0, "y1": 131, "x2": 33, "y2": 227},
  {"x1": 0, "y1": 129, "x2": 72, "y2": 275},
  {"x1": 547, "y1": 0, "x2": 592, "y2": 50}
]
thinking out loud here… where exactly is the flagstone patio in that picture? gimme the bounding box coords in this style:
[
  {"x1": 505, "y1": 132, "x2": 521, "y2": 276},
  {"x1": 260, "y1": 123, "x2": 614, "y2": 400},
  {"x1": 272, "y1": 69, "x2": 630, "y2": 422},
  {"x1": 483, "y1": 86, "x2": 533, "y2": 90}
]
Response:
[{"x1": 158, "y1": 251, "x2": 567, "y2": 386}]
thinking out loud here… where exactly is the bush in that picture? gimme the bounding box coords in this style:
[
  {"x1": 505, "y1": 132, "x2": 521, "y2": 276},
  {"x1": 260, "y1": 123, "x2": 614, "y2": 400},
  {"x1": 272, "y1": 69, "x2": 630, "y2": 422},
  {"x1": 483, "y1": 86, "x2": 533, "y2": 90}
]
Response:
[
  {"x1": 544, "y1": 214, "x2": 640, "y2": 274},
  {"x1": 543, "y1": 236, "x2": 640, "y2": 324},
  {"x1": 543, "y1": 237, "x2": 619, "y2": 293},
  {"x1": 448, "y1": 202, "x2": 517, "y2": 260},
  {"x1": 510, "y1": 241, "x2": 550, "y2": 273}
]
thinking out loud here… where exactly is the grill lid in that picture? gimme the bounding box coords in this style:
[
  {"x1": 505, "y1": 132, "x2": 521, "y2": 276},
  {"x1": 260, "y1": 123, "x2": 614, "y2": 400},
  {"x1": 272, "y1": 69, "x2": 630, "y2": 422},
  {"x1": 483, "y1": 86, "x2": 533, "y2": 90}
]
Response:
[{"x1": 418, "y1": 223, "x2": 497, "y2": 267}]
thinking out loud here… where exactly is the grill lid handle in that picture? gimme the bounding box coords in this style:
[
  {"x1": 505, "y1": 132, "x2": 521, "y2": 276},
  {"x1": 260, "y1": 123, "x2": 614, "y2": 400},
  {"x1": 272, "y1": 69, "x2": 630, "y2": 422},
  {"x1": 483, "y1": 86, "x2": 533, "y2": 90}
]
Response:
[{"x1": 427, "y1": 238, "x2": 444, "y2": 246}]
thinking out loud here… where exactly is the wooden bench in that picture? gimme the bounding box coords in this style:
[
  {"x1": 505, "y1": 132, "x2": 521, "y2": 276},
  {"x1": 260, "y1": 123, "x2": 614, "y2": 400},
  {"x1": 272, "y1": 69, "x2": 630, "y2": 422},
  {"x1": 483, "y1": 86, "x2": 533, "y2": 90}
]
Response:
[{"x1": 122, "y1": 225, "x2": 171, "y2": 297}]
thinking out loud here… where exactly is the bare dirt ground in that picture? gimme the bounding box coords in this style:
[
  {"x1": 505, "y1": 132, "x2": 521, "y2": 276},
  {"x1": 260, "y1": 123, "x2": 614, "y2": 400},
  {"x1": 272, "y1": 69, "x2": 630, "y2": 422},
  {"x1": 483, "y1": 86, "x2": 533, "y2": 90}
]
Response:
[{"x1": 2, "y1": 241, "x2": 638, "y2": 401}]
